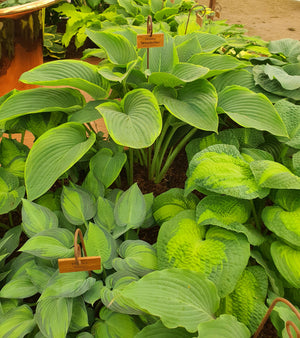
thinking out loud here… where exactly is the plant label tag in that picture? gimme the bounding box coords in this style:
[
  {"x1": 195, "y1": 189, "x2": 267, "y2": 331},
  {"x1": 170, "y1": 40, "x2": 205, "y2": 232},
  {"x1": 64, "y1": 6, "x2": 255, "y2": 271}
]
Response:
[
  {"x1": 137, "y1": 33, "x2": 164, "y2": 48},
  {"x1": 58, "y1": 256, "x2": 101, "y2": 273}
]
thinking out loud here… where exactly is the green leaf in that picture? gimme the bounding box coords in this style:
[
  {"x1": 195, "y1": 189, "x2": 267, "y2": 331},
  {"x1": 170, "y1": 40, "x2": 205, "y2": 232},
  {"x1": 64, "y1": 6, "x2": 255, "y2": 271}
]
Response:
[
  {"x1": 19, "y1": 228, "x2": 74, "y2": 259},
  {"x1": 83, "y1": 280, "x2": 103, "y2": 305},
  {"x1": 40, "y1": 270, "x2": 95, "y2": 300},
  {"x1": 98, "y1": 59, "x2": 138, "y2": 82},
  {"x1": 94, "y1": 196, "x2": 116, "y2": 232},
  {"x1": 197, "y1": 314, "x2": 251, "y2": 338},
  {"x1": 0, "y1": 276, "x2": 38, "y2": 299},
  {"x1": 69, "y1": 100, "x2": 106, "y2": 123},
  {"x1": 69, "y1": 296, "x2": 89, "y2": 332},
  {"x1": 135, "y1": 320, "x2": 194, "y2": 337},
  {"x1": 271, "y1": 241, "x2": 300, "y2": 288},
  {"x1": 97, "y1": 89, "x2": 162, "y2": 148},
  {"x1": 84, "y1": 222, "x2": 118, "y2": 272},
  {"x1": 220, "y1": 266, "x2": 268, "y2": 334},
  {"x1": 86, "y1": 30, "x2": 137, "y2": 66},
  {"x1": 121, "y1": 268, "x2": 220, "y2": 332},
  {"x1": 113, "y1": 240, "x2": 157, "y2": 276},
  {"x1": 0, "y1": 305, "x2": 35, "y2": 338},
  {"x1": 0, "y1": 168, "x2": 25, "y2": 214},
  {"x1": 157, "y1": 210, "x2": 250, "y2": 297},
  {"x1": 35, "y1": 297, "x2": 73, "y2": 338},
  {"x1": 263, "y1": 64, "x2": 300, "y2": 90},
  {"x1": 194, "y1": 32, "x2": 226, "y2": 52},
  {"x1": 268, "y1": 38, "x2": 300, "y2": 63},
  {"x1": 90, "y1": 148, "x2": 126, "y2": 188},
  {"x1": 250, "y1": 160, "x2": 300, "y2": 189},
  {"x1": 61, "y1": 183, "x2": 96, "y2": 225},
  {"x1": 218, "y1": 85, "x2": 288, "y2": 137},
  {"x1": 185, "y1": 144, "x2": 269, "y2": 199},
  {"x1": 0, "y1": 88, "x2": 84, "y2": 123},
  {"x1": 82, "y1": 171, "x2": 105, "y2": 200},
  {"x1": 25, "y1": 122, "x2": 96, "y2": 200},
  {"x1": 154, "y1": 80, "x2": 218, "y2": 132},
  {"x1": 26, "y1": 265, "x2": 56, "y2": 293},
  {"x1": 176, "y1": 35, "x2": 202, "y2": 63},
  {"x1": 19, "y1": 60, "x2": 110, "y2": 99},
  {"x1": 21, "y1": 199, "x2": 58, "y2": 238},
  {"x1": 0, "y1": 225, "x2": 21, "y2": 255},
  {"x1": 153, "y1": 188, "x2": 199, "y2": 225}
]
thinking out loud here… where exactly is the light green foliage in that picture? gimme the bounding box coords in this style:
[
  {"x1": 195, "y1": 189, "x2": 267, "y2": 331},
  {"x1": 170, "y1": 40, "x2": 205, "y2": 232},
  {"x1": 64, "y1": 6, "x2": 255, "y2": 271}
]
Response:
[
  {"x1": 220, "y1": 266, "x2": 268, "y2": 334},
  {"x1": 69, "y1": 296, "x2": 89, "y2": 332},
  {"x1": 135, "y1": 320, "x2": 194, "y2": 337}
]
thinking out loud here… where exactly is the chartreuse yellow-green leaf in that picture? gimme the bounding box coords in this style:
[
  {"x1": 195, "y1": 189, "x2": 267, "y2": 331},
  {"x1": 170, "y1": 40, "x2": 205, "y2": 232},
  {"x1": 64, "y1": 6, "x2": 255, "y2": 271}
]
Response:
[
  {"x1": 25, "y1": 122, "x2": 96, "y2": 201},
  {"x1": 157, "y1": 210, "x2": 250, "y2": 297},
  {"x1": 121, "y1": 268, "x2": 220, "y2": 332}
]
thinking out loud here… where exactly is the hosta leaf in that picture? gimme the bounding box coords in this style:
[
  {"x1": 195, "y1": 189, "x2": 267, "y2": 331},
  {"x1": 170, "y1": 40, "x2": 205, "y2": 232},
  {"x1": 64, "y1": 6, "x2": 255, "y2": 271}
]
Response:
[
  {"x1": 218, "y1": 85, "x2": 288, "y2": 137},
  {"x1": 69, "y1": 100, "x2": 106, "y2": 123},
  {"x1": 90, "y1": 148, "x2": 127, "y2": 188},
  {"x1": 84, "y1": 222, "x2": 118, "y2": 272},
  {"x1": 271, "y1": 241, "x2": 300, "y2": 287},
  {"x1": 262, "y1": 205, "x2": 300, "y2": 248},
  {"x1": 153, "y1": 188, "x2": 199, "y2": 225},
  {"x1": 135, "y1": 320, "x2": 194, "y2": 337},
  {"x1": 0, "y1": 305, "x2": 35, "y2": 338},
  {"x1": 194, "y1": 32, "x2": 226, "y2": 52},
  {"x1": 25, "y1": 122, "x2": 96, "y2": 200},
  {"x1": 0, "y1": 88, "x2": 84, "y2": 123},
  {"x1": 98, "y1": 59, "x2": 138, "y2": 82},
  {"x1": 69, "y1": 296, "x2": 89, "y2": 332},
  {"x1": 92, "y1": 308, "x2": 140, "y2": 337},
  {"x1": 263, "y1": 64, "x2": 300, "y2": 90},
  {"x1": 0, "y1": 276, "x2": 38, "y2": 299},
  {"x1": 241, "y1": 148, "x2": 274, "y2": 162},
  {"x1": 250, "y1": 160, "x2": 300, "y2": 189},
  {"x1": 21, "y1": 199, "x2": 58, "y2": 238},
  {"x1": 113, "y1": 240, "x2": 157, "y2": 276},
  {"x1": 0, "y1": 168, "x2": 25, "y2": 214},
  {"x1": 121, "y1": 268, "x2": 220, "y2": 332},
  {"x1": 94, "y1": 196, "x2": 116, "y2": 231},
  {"x1": 61, "y1": 183, "x2": 96, "y2": 225},
  {"x1": 40, "y1": 270, "x2": 95, "y2": 300},
  {"x1": 197, "y1": 314, "x2": 251, "y2": 338},
  {"x1": 0, "y1": 225, "x2": 22, "y2": 255},
  {"x1": 154, "y1": 80, "x2": 218, "y2": 132},
  {"x1": 83, "y1": 280, "x2": 103, "y2": 305},
  {"x1": 157, "y1": 210, "x2": 250, "y2": 297},
  {"x1": 176, "y1": 35, "x2": 202, "y2": 63},
  {"x1": 86, "y1": 30, "x2": 137, "y2": 66},
  {"x1": 220, "y1": 266, "x2": 268, "y2": 334},
  {"x1": 189, "y1": 53, "x2": 248, "y2": 78},
  {"x1": 114, "y1": 184, "x2": 146, "y2": 235},
  {"x1": 35, "y1": 297, "x2": 73, "y2": 338},
  {"x1": 268, "y1": 38, "x2": 300, "y2": 63},
  {"x1": 19, "y1": 228, "x2": 74, "y2": 259},
  {"x1": 19, "y1": 60, "x2": 110, "y2": 99},
  {"x1": 185, "y1": 144, "x2": 269, "y2": 199},
  {"x1": 82, "y1": 171, "x2": 105, "y2": 200},
  {"x1": 26, "y1": 265, "x2": 56, "y2": 293},
  {"x1": 271, "y1": 189, "x2": 300, "y2": 211},
  {"x1": 97, "y1": 89, "x2": 162, "y2": 148}
]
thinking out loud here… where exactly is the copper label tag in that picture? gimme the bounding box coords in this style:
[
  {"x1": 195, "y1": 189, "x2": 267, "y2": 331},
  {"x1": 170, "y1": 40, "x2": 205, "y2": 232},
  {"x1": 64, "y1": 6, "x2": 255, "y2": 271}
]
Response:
[
  {"x1": 58, "y1": 256, "x2": 101, "y2": 273},
  {"x1": 137, "y1": 33, "x2": 164, "y2": 48}
]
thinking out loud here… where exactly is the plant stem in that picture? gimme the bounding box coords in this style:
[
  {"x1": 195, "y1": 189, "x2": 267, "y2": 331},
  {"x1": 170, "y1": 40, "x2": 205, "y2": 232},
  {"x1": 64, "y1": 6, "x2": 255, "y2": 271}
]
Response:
[
  {"x1": 20, "y1": 131, "x2": 25, "y2": 144},
  {"x1": 128, "y1": 148, "x2": 134, "y2": 186},
  {"x1": 155, "y1": 127, "x2": 197, "y2": 183},
  {"x1": 8, "y1": 212, "x2": 14, "y2": 228},
  {"x1": 251, "y1": 200, "x2": 261, "y2": 231}
]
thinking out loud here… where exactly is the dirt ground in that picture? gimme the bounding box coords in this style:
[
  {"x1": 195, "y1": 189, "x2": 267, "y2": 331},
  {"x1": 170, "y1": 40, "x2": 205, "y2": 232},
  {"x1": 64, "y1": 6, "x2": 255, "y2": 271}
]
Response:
[{"x1": 217, "y1": 0, "x2": 300, "y2": 41}]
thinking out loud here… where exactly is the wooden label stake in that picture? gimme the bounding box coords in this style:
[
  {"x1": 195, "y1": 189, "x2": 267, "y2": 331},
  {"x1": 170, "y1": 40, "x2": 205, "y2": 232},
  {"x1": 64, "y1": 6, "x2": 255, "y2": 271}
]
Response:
[{"x1": 58, "y1": 228, "x2": 101, "y2": 276}]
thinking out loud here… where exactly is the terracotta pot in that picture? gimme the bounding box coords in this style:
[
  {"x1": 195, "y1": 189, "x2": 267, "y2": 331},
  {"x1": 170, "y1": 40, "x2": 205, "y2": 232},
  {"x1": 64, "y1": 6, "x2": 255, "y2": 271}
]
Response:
[{"x1": 0, "y1": 0, "x2": 60, "y2": 96}]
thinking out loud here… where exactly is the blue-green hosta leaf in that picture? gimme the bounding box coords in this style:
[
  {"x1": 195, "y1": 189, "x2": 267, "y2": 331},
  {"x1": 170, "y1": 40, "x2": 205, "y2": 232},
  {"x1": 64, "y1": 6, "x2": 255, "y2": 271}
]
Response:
[
  {"x1": 69, "y1": 100, "x2": 107, "y2": 124},
  {"x1": 189, "y1": 53, "x2": 248, "y2": 78},
  {"x1": 185, "y1": 144, "x2": 269, "y2": 199},
  {"x1": 220, "y1": 266, "x2": 268, "y2": 334},
  {"x1": 82, "y1": 171, "x2": 105, "y2": 200},
  {"x1": 84, "y1": 222, "x2": 118, "y2": 272},
  {"x1": 98, "y1": 59, "x2": 138, "y2": 82},
  {"x1": 94, "y1": 196, "x2": 116, "y2": 231},
  {"x1": 0, "y1": 276, "x2": 38, "y2": 299},
  {"x1": 0, "y1": 168, "x2": 25, "y2": 214},
  {"x1": 268, "y1": 38, "x2": 300, "y2": 63},
  {"x1": 218, "y1": 85, "x2": 288, "y2": 137},
  {"x1": 61, "y1": 183, "x2": 96, "y2": 225},
  {"x1": 97, "y1": 89, "x2": 162, "y2": 148},
  {"x1": 121, "y1": 268, "x2": 220, "y2": 332},
  {"x1": 176, "y1": 35, "x2": 202, "y2": 63},
  {"x1": 0, "y1": 225, "x2": 22, "y2": 255},
  {"x1": 154, "y1": 80, "x2": 218, "y2": 132},
  {"x1": 86, "y1": 29, "x2": 137, "y2": 66},
  {"x1": 35, "y1": 297, "x2": 73, "y2": 338},
  {"x1": 19, "y1": 60, "x2": 110, "y2": 99},
  {"x1": 135, "y1": 320, "x2": 194, "y2": 337},
  {"x1": 153, "y1": 188, "x2": 199, "y2": 225},
  {"x1": 194, "y1": 32, "x2": 226, "y2": 52},
  {"x1": 90, "y1": 148, "x2": 127, "y2": 188},
  {"x1": 271, "y1": 241, "x2": 300, "y2": 288},
  {"x1": 21, "y1": 199, "x2": 58, "y2": 238},
  {"x1": 0, "y1": 88, "x2": 84, "y2": 123},
  {"x1": 6, "y1": 253, "x2": 36, "y2": 281},
  {"x1": 250, "y1": 160, "x2": 300, "y2": 189},
  {"x1": 141, "y1": 192, "x2": 155, "y2": 229},
  {"x1": 92, "y1": 308, "x2": 140, "y2": 337},
  {"x1": 114, "y1": 184, "x2": 146, "y2": 237},
  {"x1": 148, "y1": 63, "x2": 209, "y2": 88},
  {"x1": 0, "y1": 305, "x2": 35, "y2": 338},
  {"x1": 197, "y1": 314, "x2": 251, "y2": 338},
  {"x1": 113, "y1": 240, "x2": 157, "y2": 277},
  {"x1": 25, "y1": 122, "x2": 96, "y2": 201},
  {"x1": 157, "y1": 210, "x2": 250, "y2": 297},
  {"x1": 40, "y1": 270, "x2": 95, "y2": 300},
  {"x1": 69, "y1": 296, "x2": 89, "y2": 332},
  {"x1": 26, "y1": 265, "x2": 56, "y2": 293},
  {"x1": 83, "y1": 280, "x2": 103, "y2": 305},
  {"x1": 19, "y1": 228, "x2": 74, "y2": 259},
  {"x1": 263, "y1": 64, "x2": 300, "y2": 90},
  {"x1": 262, "y1": 205, "x2": 300, "y2": 248}
]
